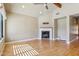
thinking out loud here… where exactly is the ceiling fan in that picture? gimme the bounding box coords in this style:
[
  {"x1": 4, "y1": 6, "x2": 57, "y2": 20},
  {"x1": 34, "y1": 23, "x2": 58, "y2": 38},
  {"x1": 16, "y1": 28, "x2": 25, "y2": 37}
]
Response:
[{"x1": 34, "y1": 3, "x2": 62, "y2": 9}]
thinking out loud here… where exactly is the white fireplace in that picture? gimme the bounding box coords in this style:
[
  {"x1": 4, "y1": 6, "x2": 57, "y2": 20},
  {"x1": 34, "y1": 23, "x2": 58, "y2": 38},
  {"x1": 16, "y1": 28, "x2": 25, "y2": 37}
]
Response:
[{"x1": 39, "y1": 27, "x2": 52, "y2": 40}]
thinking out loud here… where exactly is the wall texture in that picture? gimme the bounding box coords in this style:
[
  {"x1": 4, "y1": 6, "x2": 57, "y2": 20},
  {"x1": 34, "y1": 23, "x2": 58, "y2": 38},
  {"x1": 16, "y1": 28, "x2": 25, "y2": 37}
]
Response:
[{"x1": 6, "y1": 13, "x2": 38, "y2": 42}]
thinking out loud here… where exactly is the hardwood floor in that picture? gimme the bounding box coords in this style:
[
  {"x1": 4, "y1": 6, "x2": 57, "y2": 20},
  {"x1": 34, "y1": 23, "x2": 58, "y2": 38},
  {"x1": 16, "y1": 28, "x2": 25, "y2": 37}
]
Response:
[{"x1": 2, "y1": 39, "x2": 79, "y2": 56}]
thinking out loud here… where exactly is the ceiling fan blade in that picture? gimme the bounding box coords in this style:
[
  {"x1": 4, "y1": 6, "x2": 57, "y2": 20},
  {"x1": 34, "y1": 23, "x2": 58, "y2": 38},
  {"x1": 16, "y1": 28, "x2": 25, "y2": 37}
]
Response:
[
  {"x1": 53, "y1": 3, "x2": 62, "y2": 8},
  {"x1": 46, "y1": 5, "x2": 48, "y2": 9},
  {"x1": 45, "y1": 3, "x2": 48, "y2": 9}
]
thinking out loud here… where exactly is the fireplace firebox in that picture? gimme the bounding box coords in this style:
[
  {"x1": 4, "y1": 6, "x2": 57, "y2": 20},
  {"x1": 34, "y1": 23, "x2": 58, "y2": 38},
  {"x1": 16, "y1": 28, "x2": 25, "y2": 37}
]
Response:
[
  {"x1": 42, "y1": 31, "x2": 50, "y2": 38},
  {"x1": 39, "y1": 27, "x2": 52, "y2": 40}
]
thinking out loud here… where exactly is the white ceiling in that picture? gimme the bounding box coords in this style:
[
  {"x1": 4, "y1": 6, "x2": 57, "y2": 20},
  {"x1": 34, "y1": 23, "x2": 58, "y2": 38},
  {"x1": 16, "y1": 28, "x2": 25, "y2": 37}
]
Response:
[{"x1": 4, "y1": 3, "x2": 56, "y2": 18}]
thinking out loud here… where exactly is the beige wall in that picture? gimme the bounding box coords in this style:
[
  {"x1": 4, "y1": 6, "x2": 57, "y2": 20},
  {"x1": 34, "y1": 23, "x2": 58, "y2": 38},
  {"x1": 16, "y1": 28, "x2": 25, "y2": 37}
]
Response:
[{"x1": 6, "y1": 13, "x2": 38, "y2": 42}]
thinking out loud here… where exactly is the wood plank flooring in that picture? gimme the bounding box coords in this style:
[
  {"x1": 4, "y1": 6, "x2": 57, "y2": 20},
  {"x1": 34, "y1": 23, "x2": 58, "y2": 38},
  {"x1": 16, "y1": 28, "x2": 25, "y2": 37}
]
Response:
[{"x1": 2, "y1": 39, "x2": 79, "y2": 56}]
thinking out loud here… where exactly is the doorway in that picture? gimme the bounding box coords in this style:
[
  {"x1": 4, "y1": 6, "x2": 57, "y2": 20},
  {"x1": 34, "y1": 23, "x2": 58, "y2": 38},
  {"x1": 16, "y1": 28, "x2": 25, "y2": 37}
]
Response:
[
  {"x1": 70, "y1": 15, "x2": 79, "y2": 40},
  {"x1": 54, "y1": 17, "x2": 67, "y2": 40}
]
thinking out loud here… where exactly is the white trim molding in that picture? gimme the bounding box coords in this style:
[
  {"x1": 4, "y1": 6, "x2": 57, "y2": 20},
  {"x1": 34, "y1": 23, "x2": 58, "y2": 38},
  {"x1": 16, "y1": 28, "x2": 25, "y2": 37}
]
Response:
[{"x1": 5, "y1": 38, "x2": 37, "y2": 44}]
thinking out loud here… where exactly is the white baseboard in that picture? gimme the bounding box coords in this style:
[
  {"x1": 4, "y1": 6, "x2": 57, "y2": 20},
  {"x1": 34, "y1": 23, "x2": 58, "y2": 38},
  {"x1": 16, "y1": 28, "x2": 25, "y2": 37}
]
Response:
[
  {"x1": 55, "y1": 37, "x2": 60, "y2": 39},
  {"x1": 5, "y1": 38, "x2": 38, "y2": 44},
  {"x1": 55, "y1": 37, "x2": 66, "y2": 40},
  {"x1": 66, "y1": 37, "x2": 78, "y2": 44}
]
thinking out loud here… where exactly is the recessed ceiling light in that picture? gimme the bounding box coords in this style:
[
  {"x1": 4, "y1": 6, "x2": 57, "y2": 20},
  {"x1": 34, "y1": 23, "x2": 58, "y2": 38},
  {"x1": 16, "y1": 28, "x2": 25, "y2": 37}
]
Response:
[
  {"x1": 40, "y1": 11, "x2": 42, "y2": 14},
  {"x1": 22, "y1": 5, "x2": 25, "y2": 8}
]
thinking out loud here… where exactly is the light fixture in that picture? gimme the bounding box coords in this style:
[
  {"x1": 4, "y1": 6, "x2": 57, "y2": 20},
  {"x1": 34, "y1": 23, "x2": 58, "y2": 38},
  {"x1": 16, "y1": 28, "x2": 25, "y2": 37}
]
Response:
[
  {"x1": 22, "y1": 5, "x2": 25, "y2": 8},
  {"x1": 40, "y1": 11, "x2": 42, "y2": 14}
]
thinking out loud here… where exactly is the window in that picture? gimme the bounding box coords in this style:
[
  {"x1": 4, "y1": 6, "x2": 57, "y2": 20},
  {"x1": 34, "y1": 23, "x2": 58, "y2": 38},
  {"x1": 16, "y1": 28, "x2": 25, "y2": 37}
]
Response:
[{"x1": 0, "y1": 13, "x2": 3, "y2": 39}]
